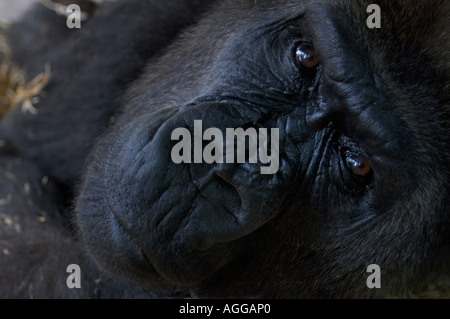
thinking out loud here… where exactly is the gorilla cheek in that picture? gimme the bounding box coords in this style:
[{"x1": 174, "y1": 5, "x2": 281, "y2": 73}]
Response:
[{"x1": 77, "y1": 103, "x2": 302, "y2": 285}]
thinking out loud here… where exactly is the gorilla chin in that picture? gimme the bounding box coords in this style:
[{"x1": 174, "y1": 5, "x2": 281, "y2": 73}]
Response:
[{"x1": 75, "y1": 0, "x2": 449, "y2": 298}]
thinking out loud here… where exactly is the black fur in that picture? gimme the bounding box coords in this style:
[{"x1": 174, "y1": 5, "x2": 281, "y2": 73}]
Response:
[
  {"x1": 0, "y1": 0, "x2": 215, "y2": 187},
  {"x1": 0, "y1": 0, "x2": 449, "y2": 298}
]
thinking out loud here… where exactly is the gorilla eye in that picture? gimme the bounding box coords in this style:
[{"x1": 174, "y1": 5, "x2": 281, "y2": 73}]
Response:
[
  {"x1": 344, "y1": 151, "x2": 372, "y2": 177},
  {"x1": 295, "y1": 43, "x2": 319, "y2": 68}
]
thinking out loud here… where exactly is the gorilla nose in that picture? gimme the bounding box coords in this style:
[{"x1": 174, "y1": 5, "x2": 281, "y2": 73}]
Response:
[
  {"x1": 78, "y1": 101, "x2": 299, "y2": 285},
  {"x1": 143, "y1": 103, "x2": 292, "y2": 283}
]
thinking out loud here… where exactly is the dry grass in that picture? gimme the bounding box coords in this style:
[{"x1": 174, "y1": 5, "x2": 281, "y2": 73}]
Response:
[
  {"x1": 407, "y1": 277, "x2": 450, "y2": 299},
  {"x1": 0, "y1": 34, "x2": 50, "y2": 119}
]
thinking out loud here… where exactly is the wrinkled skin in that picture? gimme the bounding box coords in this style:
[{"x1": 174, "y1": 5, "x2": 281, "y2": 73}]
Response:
[{"x1": 0, "y1": 0, "x2": 449, "y2": 298}]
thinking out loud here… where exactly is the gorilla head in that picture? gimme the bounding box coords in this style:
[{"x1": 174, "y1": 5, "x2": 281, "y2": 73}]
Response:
[{"x1": 75, "y1": 0, "x2": 449, "y2": 298}]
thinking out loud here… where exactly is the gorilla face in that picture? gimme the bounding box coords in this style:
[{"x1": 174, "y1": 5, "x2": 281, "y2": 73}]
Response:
[{"x1": 75, "y1": 0, "x2": 450, "y2": 297}]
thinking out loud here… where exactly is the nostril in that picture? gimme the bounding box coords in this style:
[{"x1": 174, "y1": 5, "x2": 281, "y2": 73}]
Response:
[{"x1": 210, "y1": 170, "x2": 243, "y2": 218}]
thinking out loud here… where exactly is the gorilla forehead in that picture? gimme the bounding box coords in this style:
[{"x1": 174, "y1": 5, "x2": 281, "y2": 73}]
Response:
[{"x1": 126, "y1": 0, "x2": 449, "y2": 108}]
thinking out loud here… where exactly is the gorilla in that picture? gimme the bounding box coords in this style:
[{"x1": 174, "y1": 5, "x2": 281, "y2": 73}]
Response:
[{"x1": 0, "y1": 0, "x2": 448, "y2": 299}]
